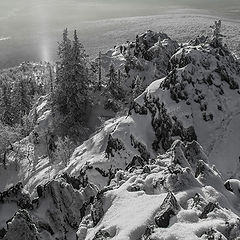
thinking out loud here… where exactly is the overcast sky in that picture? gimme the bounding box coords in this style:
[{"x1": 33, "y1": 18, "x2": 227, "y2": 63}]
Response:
[
  {"x1": 0, "y1": 0, "x2": 239, "y2": 36},
  {"x1": 0, "y1": 0, "x2": 239, "y2": 68},
  {"x1": 1, "y1": 0, "x2": 240, "y2": 22}
]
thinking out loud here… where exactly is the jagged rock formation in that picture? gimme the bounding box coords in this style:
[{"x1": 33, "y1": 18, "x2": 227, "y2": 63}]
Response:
[
  {"x1": 0, "y1": 182, "x2": 32, "y2": 210},
  {"x1": 99, "y1": 30, "x2": 178, "y2": 88},
  {"x1": 65, "y1": 33, "x2": 240, "y2": 190},
  {"x1": 0, "y1": 177, "x2": 98, "y2": 240},
  {"x1": 80, "y1": 140, "x2": 240, "y2": 240},
  {"x1": 154, "y1": 191, "x2": 180, "y2": 228},
  {"x1": 3, "y1": 210, "x2": 40, "y2": 240},
  {"x1": 1, "y1": 28, "x2": 240, "y2": 240},
  {"x1": 28, "y1": 94, "x2": 55, "y2": 159}
]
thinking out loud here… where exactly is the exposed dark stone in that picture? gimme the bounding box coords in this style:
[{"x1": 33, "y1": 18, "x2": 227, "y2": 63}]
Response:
[
  {"x1": 128, "y1": 184, "x2": 141, "y2": 192},
  {"x1": 224, "y1": 180, "x2": 233, "y2": 193},
  {"x1": 126, "y1": 155, "x2": 145, "y2": 171},
  {"x1": 155, "y1": 192, "x2": 179, "y2": 228},
  {"x1": 95, "y1": 168, "x2": 109, "y2": 178},
  {"x1": 167, "y1": 164, "x2": 183, "y2": 175},
  {"x1": 199, "y1": 202, "x2": 219, "y2": 219}
]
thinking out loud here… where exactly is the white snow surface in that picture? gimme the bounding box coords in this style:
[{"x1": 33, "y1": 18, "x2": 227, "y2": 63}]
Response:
[
  {"x1": 65, "y1": 42, "x2": 240, "y2": 186},
  {"x1": 81, "y1": 141, "x2": 240, "y2": 240}
]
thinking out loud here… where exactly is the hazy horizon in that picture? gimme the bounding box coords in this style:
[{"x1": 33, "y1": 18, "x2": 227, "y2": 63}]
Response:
[{"x1": 0, "y1": 0, "x2": 240, "y2": 69}]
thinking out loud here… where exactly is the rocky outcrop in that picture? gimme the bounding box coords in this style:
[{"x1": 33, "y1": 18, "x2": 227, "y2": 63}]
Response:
[
  {"x1": 3, "y1": 210, "x2": 40, "y2": 240},
  {"x1": 154, "y1": 192, "x2": 180, "y2": 228},
  {"x1": 28, "y1": 94, "x2": 54, "y2": 159},
  {"x1": 0, "y1": 182, "x2": 32, "y2": 210},
  {"x1": 34, "y1": 178, "x2": 98, "y2": 239},
  {"x1": 0, "y1": 177, "x2": 98, "y2": 240},
  {"x1": 82, "y1": 139, "x2": 240, "y2": 239}
]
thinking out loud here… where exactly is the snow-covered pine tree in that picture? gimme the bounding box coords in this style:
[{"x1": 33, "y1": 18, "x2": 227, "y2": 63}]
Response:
[
  {"x1": 48, "y1": 63, "x2": 54, "y2": 95},
  {"x1": 0, "y1": 82, "x2": 14, "y2": 126},
  {"x1": 106, "y1": 64, "x2": 116, "y2": 93},
  {"x1": 98, "y1": 51, "x2": 102, "y2": 90},
  {"x1": 53, "y1": 28, "x2": 72, "y2": 115},
  {"x1": 68, "y1": 30, "x2": 90, "y2": 124},
  {"x1": 53, "y1": 29, "x2": 90, "y2": 133},
  {"x1": 106, "y1": 64, "x2": 123, "y2": 100},
  {"x1": 12, "y1": 75, "x2": 31, "y2": 125},
  {"x1": 210, "y1": 20, "x2": 225, "y2": 48}
]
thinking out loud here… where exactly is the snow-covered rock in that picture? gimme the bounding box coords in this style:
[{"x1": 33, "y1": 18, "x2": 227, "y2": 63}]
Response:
[
  {"x1": 3, "y1": 209, "x2": 40, "y2": 240},
  {"x1": 0, "y1": 177, "x2": 99, "y2": 240},
  {"x1": 65, "y1": 37, "x2": 240, "y2": 186},
  {"x1": 81, "y1": 140, "x2": 240, "y2": 240},
  {"x1": 2, "y1": 28, "x2": 240, "y2": 240},
  {"x1": 28, "y1": 94, "x2": 54, "y2": 159},
  {"x1": 99, "y1": 30, "x2": 178, "y2": 89}
]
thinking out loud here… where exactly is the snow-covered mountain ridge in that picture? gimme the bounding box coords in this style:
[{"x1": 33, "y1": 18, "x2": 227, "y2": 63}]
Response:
[
  {"x1": 65, "y1": 33, "x2": 240, "y2": 187},
  {"x1": 1, "y1": 27, "x2": 240, "y2": 240}
]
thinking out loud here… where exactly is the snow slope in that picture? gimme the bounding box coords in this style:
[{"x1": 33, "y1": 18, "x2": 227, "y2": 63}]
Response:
[
  {"x1": 64, "y1": 36, "x2": 240, "y2": 187},
  {"x1": 80, "y1": 140, "x2": 240, "y2": 240},
  {"x1": 1, "y1": 28, "x2": 240, "y2": 240}
]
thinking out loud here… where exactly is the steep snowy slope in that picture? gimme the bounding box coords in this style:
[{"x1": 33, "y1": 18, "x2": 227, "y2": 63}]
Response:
[
  {"x1": 98, "y1": 30, "x2": 178, "y2": 89},
  {"x1": 0, "y1": 177, "x2": 98, "y2": 240},
  {"x1": 1, "y1": 28, "x2": 240, "y2": 240},
  {"x1": 2, "y1": 141, "x2": 240, "y2": 240},
  {"x1": 80, "y1": 140, "x2": 240, "y2": 240},
  {"x1": 0, "y1": 30, "x2": 179, "y2": 195},
  {"x1": 64, "y1": 36, "x2": 240, "y2": 187}
]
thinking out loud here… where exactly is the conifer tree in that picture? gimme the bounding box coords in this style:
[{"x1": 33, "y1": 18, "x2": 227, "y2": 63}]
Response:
[
  {"x1": 54, "y1": 28, "x2": 72, "y2": 115},
  {"x1": 48, "y1": 63, "x2": 54, "y2": 95},
  {"x1": 98, "y1": 51, "x2": 102, "y2": 90},
  {"x1": 0, "y1": 83, "x2": 14, "y2": 126},
  {"x1": 210, "y1": 20, "x2": 225, "y2": 48},
  {"x1": 106, "y1": 64, "x2": 117, "y2": 93},
  {"x1": 12, "y1": 75, "x2": 31, "y2": 125},
  {"x1": 53, "y1": 29, "x2": 90, "y2": 131},
  {"x1": 106, "y1": 64, "x2": 125, "y2": 101},
  {"x1": 68, "y1": 30, "x2": 89, "y2": 123}
]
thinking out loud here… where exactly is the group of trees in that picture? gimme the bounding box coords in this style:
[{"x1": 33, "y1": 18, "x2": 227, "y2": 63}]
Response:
[
  {"x1": 52, "y1": 29, "x2": 91, "y2": 135},
  {"x1": 0, "y1": 63, "x2": 53, "y2": 167},
  {"x1": 52, "y1": 29, "x2": 142, "y2": 131},
  {"x1": 0, "y1": 70, "x2": 41, "y2": 129},
  {"x1": 0, "y1": 27, "x2": 146, "y2": 167}
]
